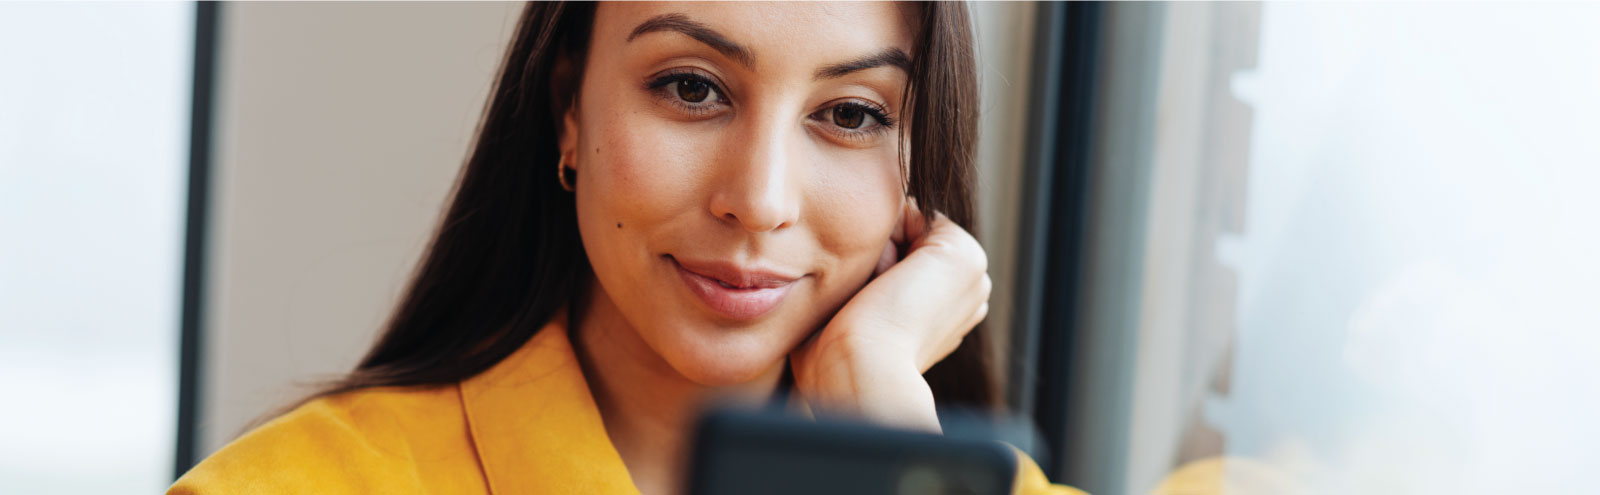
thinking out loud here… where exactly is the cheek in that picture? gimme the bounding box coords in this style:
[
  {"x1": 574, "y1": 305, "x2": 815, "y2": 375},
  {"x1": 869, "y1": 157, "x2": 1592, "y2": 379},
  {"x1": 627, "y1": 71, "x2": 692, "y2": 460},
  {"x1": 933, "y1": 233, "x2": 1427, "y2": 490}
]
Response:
[
  {"x1": 581, "y1": 115, "x2": 705, "y2": 224},
  {"x1": 575, "y1": 106, "x2": 719, "y2": 276},
  {"x1": 807, "y1": 145, "x2": 905, "y2": 278}
]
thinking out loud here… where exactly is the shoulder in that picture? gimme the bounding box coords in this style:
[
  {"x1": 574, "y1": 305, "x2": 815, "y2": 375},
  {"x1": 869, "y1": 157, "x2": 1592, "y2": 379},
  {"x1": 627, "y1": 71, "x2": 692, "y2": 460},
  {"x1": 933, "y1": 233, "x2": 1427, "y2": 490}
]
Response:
[
  {"x1": 1012, "y1": 445, "x2": 1091, "y2": 495},
  {"x1": 169, "y1": 384, "x2": 484, "y2": 494}
]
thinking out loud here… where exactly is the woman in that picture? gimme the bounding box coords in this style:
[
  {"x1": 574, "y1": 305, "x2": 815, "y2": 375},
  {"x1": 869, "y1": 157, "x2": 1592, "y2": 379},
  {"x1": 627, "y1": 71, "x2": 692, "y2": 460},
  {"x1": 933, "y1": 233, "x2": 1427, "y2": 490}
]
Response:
[{"x1": 171, "y1": 2, "x2": 1083, "y2": 494}]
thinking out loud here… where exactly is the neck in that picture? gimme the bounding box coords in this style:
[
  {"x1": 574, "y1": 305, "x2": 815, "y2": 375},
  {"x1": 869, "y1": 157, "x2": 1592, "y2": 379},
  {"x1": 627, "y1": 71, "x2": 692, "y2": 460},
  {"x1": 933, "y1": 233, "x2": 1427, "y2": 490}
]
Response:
[{"x1": 571, "y1": 278, "x2": 784, "y2": 495}]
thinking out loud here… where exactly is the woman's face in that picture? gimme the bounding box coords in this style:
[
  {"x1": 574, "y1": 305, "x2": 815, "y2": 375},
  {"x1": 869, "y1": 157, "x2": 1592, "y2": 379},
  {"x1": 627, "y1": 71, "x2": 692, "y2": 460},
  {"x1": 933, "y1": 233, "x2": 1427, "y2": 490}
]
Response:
[{"x1": 565, "y1": 2, "x2": 915, "y2": 386}]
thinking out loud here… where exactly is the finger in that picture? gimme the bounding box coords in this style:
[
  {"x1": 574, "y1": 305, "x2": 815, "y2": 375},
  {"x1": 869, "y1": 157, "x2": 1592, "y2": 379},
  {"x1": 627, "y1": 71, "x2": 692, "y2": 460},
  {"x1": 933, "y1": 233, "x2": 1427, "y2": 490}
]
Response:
[
  {"x1": 912, "y1": 212, "x2": 969, "y2": 253},
  {"x1": 956, "y1": 278, "x2": 991, "y2": 347},
  {"x1": 890, "y1": 197, "x2": 912, "y2": 246},
  {"x1": 925, "y1": 302, "x2": 985, "y2": 373},
  {"x1": 872, "y1": 239, "x2": 897, "y2": 277},
  {"x1": 899, "y1": 211, "x2": 986, "y2": 284},
  {"x1": 964, "y1": 302, "x2": 989, "y2": 332},
  {"x1": 899, "y1": 199, "x2": 933, "y2": 247},
  {"x1": 926, "y1": 287, "x2": 989, "y2": 371},
  {"x1": 969, "y1": 275, "x2": 992, "y2": 328}
]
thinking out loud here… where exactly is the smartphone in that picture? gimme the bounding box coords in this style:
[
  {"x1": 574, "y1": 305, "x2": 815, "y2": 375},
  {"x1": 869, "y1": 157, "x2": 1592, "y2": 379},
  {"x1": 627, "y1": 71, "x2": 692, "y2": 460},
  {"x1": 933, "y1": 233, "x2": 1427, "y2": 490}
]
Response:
[{"x1": 686, "y1": 407, "x2": 1018, "y2": 495}]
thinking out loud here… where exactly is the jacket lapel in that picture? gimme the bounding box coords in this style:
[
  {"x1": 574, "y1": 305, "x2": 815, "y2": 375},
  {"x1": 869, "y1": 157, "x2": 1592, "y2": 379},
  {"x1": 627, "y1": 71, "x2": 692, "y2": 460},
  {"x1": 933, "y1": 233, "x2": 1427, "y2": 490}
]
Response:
[{"x1": 459, "y1": 312, "x2": 639, "y2": 494}]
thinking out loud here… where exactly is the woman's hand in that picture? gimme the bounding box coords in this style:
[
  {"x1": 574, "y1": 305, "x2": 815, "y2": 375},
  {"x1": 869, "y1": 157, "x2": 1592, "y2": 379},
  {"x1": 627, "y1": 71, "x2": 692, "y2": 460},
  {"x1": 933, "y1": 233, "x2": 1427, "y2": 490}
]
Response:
[{"x1": 788, "y1": 201, "x2": 991, "y2": 433}]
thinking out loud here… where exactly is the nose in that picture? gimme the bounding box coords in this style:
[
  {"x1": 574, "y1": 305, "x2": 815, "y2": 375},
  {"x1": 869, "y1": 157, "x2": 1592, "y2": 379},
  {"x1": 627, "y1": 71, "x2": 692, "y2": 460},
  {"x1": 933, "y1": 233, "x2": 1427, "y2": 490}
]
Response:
[{"x1": 707, "y1": 118, "x2": 801, "y2": 233}]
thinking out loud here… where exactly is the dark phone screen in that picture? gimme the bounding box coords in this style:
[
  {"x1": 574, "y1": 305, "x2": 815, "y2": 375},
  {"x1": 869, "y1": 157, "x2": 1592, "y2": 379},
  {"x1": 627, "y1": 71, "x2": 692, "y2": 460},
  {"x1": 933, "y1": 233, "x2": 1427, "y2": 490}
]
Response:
[{"x1": 687, "y1": 408, "x2": 1017, "y2": 495}]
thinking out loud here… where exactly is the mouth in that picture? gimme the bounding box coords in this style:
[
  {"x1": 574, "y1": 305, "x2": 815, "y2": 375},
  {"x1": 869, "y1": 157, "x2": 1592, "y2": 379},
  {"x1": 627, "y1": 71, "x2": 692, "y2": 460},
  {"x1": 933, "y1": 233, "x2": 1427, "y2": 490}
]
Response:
[{"x1": 666, "y1": 255, "x2": 801, "y2": 321}]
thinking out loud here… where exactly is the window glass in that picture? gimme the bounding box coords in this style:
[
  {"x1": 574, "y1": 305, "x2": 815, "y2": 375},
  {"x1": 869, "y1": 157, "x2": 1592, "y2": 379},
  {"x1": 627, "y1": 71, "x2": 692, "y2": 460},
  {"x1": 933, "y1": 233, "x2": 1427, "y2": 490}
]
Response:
[
  {"x1": 1118, "y1": 3, "x2": 1600, "y2": 493},
  {"x1": 0, "y1": 3, "x2": 194, "y2": 492}
]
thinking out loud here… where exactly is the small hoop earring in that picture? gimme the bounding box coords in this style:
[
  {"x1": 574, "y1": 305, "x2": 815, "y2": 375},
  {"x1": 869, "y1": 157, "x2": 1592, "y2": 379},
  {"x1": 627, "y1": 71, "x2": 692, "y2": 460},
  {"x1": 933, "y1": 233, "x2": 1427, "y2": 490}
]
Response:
[{"x1": 557, "y1": 152, "x2": 575, "y2": 192}]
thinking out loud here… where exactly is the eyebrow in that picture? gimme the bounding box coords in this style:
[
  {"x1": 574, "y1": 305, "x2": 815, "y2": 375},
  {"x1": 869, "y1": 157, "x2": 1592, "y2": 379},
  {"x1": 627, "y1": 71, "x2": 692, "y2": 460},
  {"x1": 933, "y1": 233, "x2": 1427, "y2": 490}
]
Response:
[
  {"x1": 627, "y1": 13, "x2": 912, "y2": 81},
  {"x1": 628, "y1": 13, "x2": 755, "y2": 69},
  {"x1": 814, "y1": 48, "x2": 912, "y2": 80}
]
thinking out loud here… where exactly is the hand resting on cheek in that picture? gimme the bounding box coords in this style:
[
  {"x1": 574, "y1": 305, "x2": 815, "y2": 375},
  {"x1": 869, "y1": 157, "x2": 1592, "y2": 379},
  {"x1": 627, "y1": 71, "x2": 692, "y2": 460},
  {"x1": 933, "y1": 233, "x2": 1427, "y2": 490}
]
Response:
[{"x1": 789, "y1": 200, "x2": 992, "y2": 433}]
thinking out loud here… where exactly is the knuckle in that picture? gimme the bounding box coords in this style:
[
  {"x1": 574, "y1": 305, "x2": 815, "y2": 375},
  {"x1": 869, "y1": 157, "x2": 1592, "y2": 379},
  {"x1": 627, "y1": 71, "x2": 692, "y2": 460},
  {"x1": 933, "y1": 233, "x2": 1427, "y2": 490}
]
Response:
[
  {"x1": 954, "y1": 233, "x2": 988, "y2": 271},
  {"x1": 971, "y1": 248, "x2": 989, "y2": 273},
  {"x1": 932, "y1": 236, "x2": 985, "y2": 272}
]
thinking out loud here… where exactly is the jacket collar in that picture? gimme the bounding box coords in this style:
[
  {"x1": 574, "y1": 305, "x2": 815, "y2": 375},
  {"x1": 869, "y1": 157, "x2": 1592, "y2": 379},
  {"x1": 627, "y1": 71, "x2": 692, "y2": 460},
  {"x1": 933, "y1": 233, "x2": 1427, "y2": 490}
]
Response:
[{"x1": 459, "y1": 311, "x2": 639, "y2": 494}]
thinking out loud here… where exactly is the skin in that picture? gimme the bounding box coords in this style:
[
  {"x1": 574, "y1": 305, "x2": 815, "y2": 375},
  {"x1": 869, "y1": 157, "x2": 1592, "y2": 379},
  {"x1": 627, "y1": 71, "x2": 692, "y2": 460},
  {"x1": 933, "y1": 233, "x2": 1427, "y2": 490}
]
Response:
[{"x1": 558, "y1": 3, "x2": 991, "y2": 494}]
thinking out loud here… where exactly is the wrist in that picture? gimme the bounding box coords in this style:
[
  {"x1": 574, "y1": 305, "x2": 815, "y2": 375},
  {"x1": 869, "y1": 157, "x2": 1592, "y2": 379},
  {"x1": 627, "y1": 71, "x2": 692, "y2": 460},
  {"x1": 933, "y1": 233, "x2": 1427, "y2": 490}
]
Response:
[{"x1": 793, "y1": 333, "x2": 941, "y2": 433}]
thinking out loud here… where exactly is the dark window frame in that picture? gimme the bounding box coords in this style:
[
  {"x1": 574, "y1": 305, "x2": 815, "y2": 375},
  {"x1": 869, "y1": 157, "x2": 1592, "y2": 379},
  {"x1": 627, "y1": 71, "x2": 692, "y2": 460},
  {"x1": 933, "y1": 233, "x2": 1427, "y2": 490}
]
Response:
[
  {"x1": 175, "y1": 0, "x2": 219, "y2": 480},
  {"x1": 1008, "y1": 0, "x2": 1104, "y2": 485}
]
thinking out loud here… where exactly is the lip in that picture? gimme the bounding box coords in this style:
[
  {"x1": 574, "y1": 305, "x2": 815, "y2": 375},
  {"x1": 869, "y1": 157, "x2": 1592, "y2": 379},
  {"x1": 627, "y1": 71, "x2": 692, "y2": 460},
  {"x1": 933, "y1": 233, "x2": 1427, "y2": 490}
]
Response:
[{"x1": 668, "y1": 255, "x2": 801, "y2": 321}]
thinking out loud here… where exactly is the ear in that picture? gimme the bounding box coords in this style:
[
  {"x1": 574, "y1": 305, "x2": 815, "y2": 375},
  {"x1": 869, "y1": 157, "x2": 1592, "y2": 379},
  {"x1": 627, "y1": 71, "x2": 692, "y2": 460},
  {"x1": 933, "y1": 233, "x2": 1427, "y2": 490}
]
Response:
[{"x1": 559, "y1": 99, "x2": 580, "y2": 170}]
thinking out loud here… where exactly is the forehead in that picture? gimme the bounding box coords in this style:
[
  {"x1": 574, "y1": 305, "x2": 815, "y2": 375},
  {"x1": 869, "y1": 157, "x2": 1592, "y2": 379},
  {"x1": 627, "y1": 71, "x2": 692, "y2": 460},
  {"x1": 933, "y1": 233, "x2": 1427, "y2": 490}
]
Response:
[{"x1": 591, "y1": 2, "x2": 917, "y2": 73}]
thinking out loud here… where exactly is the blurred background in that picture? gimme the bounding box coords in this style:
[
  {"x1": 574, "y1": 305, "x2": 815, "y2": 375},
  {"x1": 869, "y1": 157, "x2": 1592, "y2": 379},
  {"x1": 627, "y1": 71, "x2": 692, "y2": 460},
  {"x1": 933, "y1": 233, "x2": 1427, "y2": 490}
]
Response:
[{"x1": 3, "y1": 2, "x2": 1598, "y2": 494}]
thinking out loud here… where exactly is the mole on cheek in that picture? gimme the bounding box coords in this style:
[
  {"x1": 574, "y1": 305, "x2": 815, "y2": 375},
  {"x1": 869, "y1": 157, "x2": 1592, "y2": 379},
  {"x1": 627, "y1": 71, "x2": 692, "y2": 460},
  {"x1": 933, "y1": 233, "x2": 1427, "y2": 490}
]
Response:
[{"x1": 616, "y1": 222, "x2": 623, "y2": 229}]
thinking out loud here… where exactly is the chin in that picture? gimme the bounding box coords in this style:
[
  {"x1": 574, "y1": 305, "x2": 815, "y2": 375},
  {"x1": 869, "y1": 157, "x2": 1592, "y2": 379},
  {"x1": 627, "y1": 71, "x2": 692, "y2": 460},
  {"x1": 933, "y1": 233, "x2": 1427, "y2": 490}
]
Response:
[{"x1": 656, "y1": 322, "x2": 797, "y2": 387}]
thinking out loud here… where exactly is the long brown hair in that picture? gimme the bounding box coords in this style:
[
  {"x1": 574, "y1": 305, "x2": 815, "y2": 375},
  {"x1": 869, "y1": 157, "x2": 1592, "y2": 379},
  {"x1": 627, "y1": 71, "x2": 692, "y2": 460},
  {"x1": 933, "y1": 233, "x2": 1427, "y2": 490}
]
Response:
[{"x1": 310, "y1": 1, "x2": 993, "y2": 411}]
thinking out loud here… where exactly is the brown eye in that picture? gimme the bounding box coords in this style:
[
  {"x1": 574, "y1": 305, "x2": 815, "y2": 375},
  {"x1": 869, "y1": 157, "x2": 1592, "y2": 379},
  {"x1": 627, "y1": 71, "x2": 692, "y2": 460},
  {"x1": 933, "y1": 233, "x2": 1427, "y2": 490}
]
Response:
[
  {"x1": 675, "y1": 79, "x2": 712, "y2": 103},
  {"x1": 832, "y1": 105, "x2": 866, "y2": 129}
]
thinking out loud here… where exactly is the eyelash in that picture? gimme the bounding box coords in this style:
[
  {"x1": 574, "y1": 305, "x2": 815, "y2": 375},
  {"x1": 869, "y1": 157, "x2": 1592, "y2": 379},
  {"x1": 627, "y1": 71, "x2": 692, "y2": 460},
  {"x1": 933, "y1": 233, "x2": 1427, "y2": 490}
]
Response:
[
  {"x1": 644, "y1": 69, "x2": 729, "y2": 117},
  {"x1": 811, "y1": 100, "x2": 896, "y2": 141},
  {"x1": 643, "y1": 70, "x2": 897, "y2": 142}
]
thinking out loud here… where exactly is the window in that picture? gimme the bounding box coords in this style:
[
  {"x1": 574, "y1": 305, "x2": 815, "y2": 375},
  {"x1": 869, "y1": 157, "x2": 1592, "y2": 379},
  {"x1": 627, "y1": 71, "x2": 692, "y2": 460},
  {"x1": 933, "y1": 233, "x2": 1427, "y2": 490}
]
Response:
[
  {"x1": 1033, "y1": 3, "x2": 1600, "y2": 493},
  {"x1": 0, "y1": 3, "x2": 197, "y2": 492}
]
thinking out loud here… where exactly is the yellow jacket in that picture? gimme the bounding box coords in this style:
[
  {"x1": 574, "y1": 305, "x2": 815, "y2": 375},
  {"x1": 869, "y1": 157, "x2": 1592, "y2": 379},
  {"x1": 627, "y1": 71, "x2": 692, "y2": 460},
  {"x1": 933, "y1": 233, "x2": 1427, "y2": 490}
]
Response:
[{"x1": 170, "y1": 315, "x2": 1085, "y2": 495}]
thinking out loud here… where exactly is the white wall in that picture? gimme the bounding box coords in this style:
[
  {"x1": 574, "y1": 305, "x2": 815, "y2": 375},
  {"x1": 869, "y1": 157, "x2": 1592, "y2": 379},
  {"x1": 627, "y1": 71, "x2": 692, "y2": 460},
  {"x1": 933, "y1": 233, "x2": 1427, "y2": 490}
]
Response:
[
  {"x1": 970, "y1": 1, "x2": 1037, "y2": 385},
  {"x1": 200, "y1": 2, "x2": 523, "y2": 453},
  {"x1": 198, "y1": 1, "x2": 1038, "y2": 455}
]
